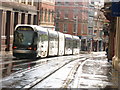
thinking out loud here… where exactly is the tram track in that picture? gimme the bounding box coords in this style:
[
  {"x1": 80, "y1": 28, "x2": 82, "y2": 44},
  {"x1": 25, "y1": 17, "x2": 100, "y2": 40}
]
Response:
[
  {"x1": 24, "y1": 58, "x2": 87, "y2": 89},
  {"x1": 11, "y1": 55, "x2": 78, "y2": 74},
  {"x1": 1, "y1": 56, "x2": 64, "y2": 77},
  {"x1": 61, "y1": 59, "x2": 86, "y2": 88},
  {"x1": 1, "y1": 58, "x2": 36, "y2": 77},
  {"x1": 2, "y1": 52, "x2": 113, "y2": 89},
  {"x1": 2, "y1": 55, "x2": 81, "y2": 76},
  {"x1": 1, "y1": 55, "x2": 87, "y2": 88}
]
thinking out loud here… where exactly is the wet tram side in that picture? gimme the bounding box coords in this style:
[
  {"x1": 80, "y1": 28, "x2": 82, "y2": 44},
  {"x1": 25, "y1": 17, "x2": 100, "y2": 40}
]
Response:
[{"x1": 13, "y1": 24, "x2": 81, "y2": 59}]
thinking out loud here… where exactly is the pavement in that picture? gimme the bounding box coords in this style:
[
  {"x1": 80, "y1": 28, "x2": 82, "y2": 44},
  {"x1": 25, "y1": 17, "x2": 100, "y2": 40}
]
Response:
[{"x1": 79, "y1": 52, "x2": 120, "y2": 89}]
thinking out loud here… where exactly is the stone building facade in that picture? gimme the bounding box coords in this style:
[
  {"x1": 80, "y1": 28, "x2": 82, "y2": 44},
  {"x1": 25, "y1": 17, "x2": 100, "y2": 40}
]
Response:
[{"x1": 37, "y1": 0, "x2": 55, "y2": 30}]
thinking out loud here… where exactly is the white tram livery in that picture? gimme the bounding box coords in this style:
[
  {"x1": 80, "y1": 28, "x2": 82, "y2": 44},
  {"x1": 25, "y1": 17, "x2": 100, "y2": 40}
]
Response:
[
  {"x1": 58, "y1": 32, "x2": 65, "y2": 56},
  {"x1": 13, "y1": 24, "x2": 80, "y2": 58},
  {"x1": 64, "y1": 34, "x2": 73, "y2": 55}
]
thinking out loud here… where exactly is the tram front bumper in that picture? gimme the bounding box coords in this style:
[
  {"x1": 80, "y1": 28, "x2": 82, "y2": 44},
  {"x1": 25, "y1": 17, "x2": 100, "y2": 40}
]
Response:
[{"x1": 13, "y1": 50, "x2": 37, "y2": 58}]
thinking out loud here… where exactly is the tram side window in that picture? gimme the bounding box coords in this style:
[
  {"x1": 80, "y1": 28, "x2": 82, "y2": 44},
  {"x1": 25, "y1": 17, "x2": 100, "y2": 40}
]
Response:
[
  {"x1": 33, "y1": 32, "x2": 38, "y2": 45},
  {"x1": 49, "y1": 33, "x2": 58, "y2": 42},
  {"x1": 49, "y1": 34, "x2": 58, "y2": 49},
  {"x1": 49, "y1": 36, "x2": 54, "y2": 48},
  {"x1": 49, "y1": 35, "x2": 53, "y2": 41},
  {"x1": 73, "y1": 40, "x2": 80, "y2": 48},
  {"x1": 73, "y1": 40, "x2": 77, "y2": 48},
  {"x1": 40, "y1": 33, "x2": 48, "y2": 42},
  {"x1": 77, "y1": 40, "x2": 80, "y2": 48},
  {"x1": 66, "y1": 39, "x2": 72, "y2": 48}
]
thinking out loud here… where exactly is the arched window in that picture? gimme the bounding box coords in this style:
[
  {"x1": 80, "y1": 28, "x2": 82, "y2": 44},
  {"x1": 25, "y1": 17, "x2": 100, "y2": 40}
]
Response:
[
  {"x1": 40, "y1": 8, "x2": 43, "y2": 22},
  {"x1": 48, "y1": 10, "x2": 51, "y2": 22},
  {"x1": 44, "y1": 9, "x2": 47, "y2": 22},
  {"x1": 51, "y1": 11, "x2": 54, "y2": 22}
]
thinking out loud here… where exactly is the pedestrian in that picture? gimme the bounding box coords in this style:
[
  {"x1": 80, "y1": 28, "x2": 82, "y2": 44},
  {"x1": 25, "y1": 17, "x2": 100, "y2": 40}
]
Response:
[
  {"x1": 105, "y1": 47, "x2": 109, "y2": 62},
  {"x1": 106, "y1": 47, "x2": 108, "y2": 55}
]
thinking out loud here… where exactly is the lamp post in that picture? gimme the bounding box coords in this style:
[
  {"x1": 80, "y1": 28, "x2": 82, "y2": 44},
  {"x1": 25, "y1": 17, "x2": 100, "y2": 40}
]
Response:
[
  {"x1": 95, "y1": 2, "x2": 102, "y2": 52},
  {"x1": 76, "y1": 16, "x2": 78, "y2": 36}
]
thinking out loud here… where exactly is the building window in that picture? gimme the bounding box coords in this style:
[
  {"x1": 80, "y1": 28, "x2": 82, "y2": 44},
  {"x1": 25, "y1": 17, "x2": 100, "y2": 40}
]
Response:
[
  {"x1": 33, "y1": 15, "x2": 37, "y2": 25},
  {"x1": 44, "y1": 9, "x2": 47, "y2": 22},
  {"x1": 64, "y1": 2, "x2": 69, "y2": 5},
  {"x1": 40, "y1": 8, "x2": 43, "y2": 22},
  {"x1": 14, "y1": 0, "x2": 19, "y2": 2},
  {"x1": 56, "y1": 10, "x2": 60, "y2": 19},
  {"x1": 57, "y1": 2, "x2": 61, "y2": 5},
  {"x1": 28, "y1": 0, "x2": 32, "y2": 5},
  {"x1": 74, "y1": 1, "x2": 79, "y2": 5},
  {"x1": 88, "y1": 30, "x2": 93, "y2": 35},
  {"x1": 27, "y1": 14, "x2": 31, "y2": 24},
  {"x1": 94, "y1": 21, "x2": 97, "y2": 26},
  {"x1": 73, "y1": 23, "x2": 76, "y2": 33},
  {"x1": 21, "y1": 13, "x2": 25, "y2": 24},
  {"x1": 14, "y1": 12, "x2": 18, "y2": 28},
  {"x1": 52, "y1": 11, "x2": 54, "y2": 22},
  {"x1": 81, "y1": 23, "x2": 84, "y2": 34},
  {"x1": 73, "y1": 9, "x2": 78, "y2": 19},
  {"x1": 48, "y1": 10, "x2": 50, "y2": 22},
  {"x1": 56, "y1": 23, "x2": 59, "y2": 31},
  {"x1": 64, "y1": 11, "x2": 68, "y2": 19},
  {"x1": 21, "y1": 0, "x2": 26, "y2": 4},
  {"x1": 94, "y1": 30, "x2": 97, "y2": 35},
  {"x1": 63, "y1": 24, "x2": 68, "y2": 32}
]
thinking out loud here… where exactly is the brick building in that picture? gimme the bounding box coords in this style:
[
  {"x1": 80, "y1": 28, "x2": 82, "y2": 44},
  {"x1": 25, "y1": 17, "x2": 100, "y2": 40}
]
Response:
[
  {"x1": 92, "y1": 1, "x2": 105, "y2": 51},
  {"x1": 55, "y1": 0, "x2": 89, "y2": 50},
  {"x1": 37, "y1": 0, "x2": 55, "y2": 30},
  {"x1": 55, "y1": 1, "x2": 88, "y2": 36},
  {"x1": 0, "y1": 0, "x2": 38, "y2": 51}
]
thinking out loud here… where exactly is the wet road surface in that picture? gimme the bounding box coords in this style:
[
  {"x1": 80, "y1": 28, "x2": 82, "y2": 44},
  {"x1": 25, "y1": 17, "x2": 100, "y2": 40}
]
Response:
[{"x1": 0, "y1": 52, "x2": 119, "y2": 89}]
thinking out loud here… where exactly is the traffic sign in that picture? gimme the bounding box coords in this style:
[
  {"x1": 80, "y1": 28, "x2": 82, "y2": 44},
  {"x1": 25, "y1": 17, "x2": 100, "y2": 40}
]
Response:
[{"x1": 111, "y1": 0, "x2": 120, "y2": 17}]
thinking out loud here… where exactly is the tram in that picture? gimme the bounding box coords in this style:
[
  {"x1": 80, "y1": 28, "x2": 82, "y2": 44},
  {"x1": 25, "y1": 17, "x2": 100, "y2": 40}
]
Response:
[{"x1": 13, "y1": 24, "x2": 80, "y2": 58}]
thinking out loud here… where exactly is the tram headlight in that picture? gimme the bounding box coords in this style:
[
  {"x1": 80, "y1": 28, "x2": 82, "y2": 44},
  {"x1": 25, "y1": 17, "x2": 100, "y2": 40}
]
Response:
[
  {"x1": 27, "y1": 45, "x2": 37, "y2": 50},
  {"x1": 28, "y1": 47, "x2": 32, "y2": 50},
  {"x1": 27, "y1": 47, "x2": 36, "y2": 50}
]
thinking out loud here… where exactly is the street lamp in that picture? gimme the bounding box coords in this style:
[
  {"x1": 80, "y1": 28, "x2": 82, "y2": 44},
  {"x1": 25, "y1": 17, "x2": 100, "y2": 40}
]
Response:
[
  {"x1": 93, "y1": 1, "x2": 103, "y2": 52},
  {"x1": 75, "y1": 16, "x2": 78, "y2": 36}
]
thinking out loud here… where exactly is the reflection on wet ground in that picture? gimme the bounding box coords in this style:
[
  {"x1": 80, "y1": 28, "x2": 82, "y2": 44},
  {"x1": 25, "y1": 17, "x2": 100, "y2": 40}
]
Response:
[
  {"x1": 1, "y1": 55, "x2": 62, "y2": 78},
  {"x1": 1, "y1": 57, "x2": 37, "y2": 77}
]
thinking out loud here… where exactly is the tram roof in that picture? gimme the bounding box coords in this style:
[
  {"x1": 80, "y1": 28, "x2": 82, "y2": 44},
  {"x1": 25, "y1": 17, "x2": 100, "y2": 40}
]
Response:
[
  {"x1": 72, "y1": 35, "x2": 80, "y2": 40},
  {"x1": 64, "y1": 34, "x2": 72, "y2": 38},
  {"x1": 15, "y1": 24, "x2": 48, "y2": 32}
]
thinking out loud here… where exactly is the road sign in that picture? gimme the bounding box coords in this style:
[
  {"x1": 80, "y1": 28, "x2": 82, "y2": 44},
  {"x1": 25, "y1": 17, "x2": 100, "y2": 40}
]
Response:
[{"x1": 111, "y1": 0, "x2": 120, "y2": 17}]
